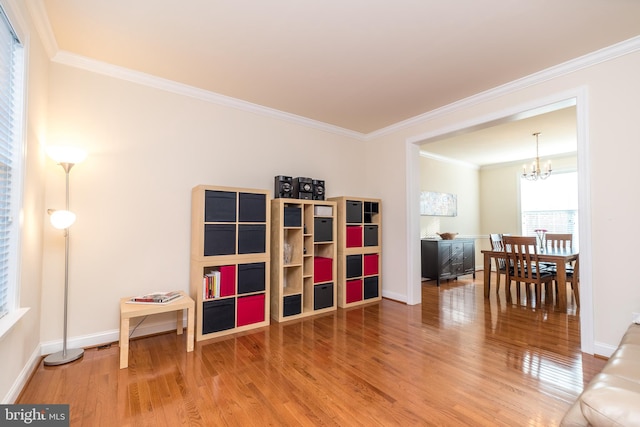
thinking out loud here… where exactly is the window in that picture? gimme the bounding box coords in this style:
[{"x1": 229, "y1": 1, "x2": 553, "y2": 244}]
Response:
[
  {"x1": 520, "y1": 171, "x2": 579, "y2": 247},
  {"x1": 0, "y1": 6, "x2": 25, "y2": 320}
]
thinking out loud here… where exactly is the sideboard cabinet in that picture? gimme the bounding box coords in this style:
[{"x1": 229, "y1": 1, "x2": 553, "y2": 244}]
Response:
[{"x1": 420, "y1": 239, "x2": 475, "y2": 286}]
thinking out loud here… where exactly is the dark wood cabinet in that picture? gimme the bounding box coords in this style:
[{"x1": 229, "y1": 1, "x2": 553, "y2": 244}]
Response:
[{"x1": 421, "y1": 239, "x2": 475, "y2": 286}]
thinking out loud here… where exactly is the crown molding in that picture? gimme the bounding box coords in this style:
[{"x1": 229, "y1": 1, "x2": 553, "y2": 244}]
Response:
[
  {"x1": 51, "y1": 50, "x2": 366, "y2": 141},
  {"x1": 367, "y1": 35, "x2": 640, "y2": 140},
  {"x1": 24, "y1": 0, "x2": 57, "y2": 58},
  {"x1": 419, "y1": 151, "x2": 479, "y2": 170},
  {"x1": 27, "y1": 1, "x2": 640, "y2": 142}
]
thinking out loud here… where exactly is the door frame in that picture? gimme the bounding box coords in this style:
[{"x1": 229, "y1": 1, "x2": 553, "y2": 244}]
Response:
[{"x1": 404, "y1": 87, "x2": 593, "y2": 354}]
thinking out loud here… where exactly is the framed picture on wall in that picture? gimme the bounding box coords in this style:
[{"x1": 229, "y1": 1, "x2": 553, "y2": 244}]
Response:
[{"x1": 420, "y1": 191, "x2": 457, "y2": 216}]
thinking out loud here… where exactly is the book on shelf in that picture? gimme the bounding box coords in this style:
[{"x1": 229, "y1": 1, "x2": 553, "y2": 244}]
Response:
[
  {"x1": 128, "y1": 291, "x2": 183, "y2": 304},
  {"x1": 203, "y1": 270, "x2": 221, "y2": 299}
]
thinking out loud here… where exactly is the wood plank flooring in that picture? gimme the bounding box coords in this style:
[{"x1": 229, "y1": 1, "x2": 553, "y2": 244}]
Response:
[{"x1": 17, "y1": 273, "x2": 606, "y2": 426}]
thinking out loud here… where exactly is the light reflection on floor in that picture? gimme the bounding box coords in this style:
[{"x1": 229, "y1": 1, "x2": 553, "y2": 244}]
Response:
[{"x1": 422, "y1": 274, "x2": 586, "y2": 396}]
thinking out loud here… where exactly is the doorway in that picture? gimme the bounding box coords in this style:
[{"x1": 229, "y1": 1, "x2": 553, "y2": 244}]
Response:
[{"x1": 405, "y1": 89, "x2": 593, "y2": 354}]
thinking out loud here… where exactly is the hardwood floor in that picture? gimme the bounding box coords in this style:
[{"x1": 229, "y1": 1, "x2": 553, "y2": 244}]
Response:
[{"x1": 18, "y1": 273, "x2": 606, "y2": 426}]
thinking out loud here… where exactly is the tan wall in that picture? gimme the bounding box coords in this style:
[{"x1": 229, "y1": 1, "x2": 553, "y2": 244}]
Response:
[
  {"x1": 479, "y1": 155, "x2": 578, "y2": 237},
  {"x1": 418, "y1": 156, "x2": 480, "y2": 238},
  {"x1": 39, "y1": 62, "x2": 366, "y2": 344}
]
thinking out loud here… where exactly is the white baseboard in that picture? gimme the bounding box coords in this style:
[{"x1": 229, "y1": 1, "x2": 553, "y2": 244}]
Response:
[
  {"x1": 40, "y1": 316, "x2": 188, "y2": 356},
  {"x1": 5, "y1": 316, "x2": 188, "y2": 404},
  {"x1": 593, "y1": 341, "x2": 617, "y2": 358},
  {"x1": 3, "y1": 345, "x2": 41, "y2": 404},
  {"x1": 382, "y1": 290, "x2": 407, "y2": 304}
]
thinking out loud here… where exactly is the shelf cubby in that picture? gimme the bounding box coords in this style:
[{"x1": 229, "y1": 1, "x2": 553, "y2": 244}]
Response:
[
  {"x1": 328, "y1": 196, "x2": 382, "y2": 308},
  {"x1": 271, "y1": 199, "x2": 337, "y2": 322}
]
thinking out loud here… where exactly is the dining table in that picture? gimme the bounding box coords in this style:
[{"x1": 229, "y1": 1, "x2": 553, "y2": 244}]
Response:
[{"x1": 481, "y1": 246, "x2": 579, "y2": 311}]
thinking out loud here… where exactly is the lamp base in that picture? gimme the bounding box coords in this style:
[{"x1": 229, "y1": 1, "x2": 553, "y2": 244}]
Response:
[{"x1": 43, "y1": 348, "x2": 84, "y2": 366}]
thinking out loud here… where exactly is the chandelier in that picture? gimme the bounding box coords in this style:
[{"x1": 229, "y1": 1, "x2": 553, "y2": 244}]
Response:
[{"x1": 522, "y1": 132, "x2": 552, "y2": 181}]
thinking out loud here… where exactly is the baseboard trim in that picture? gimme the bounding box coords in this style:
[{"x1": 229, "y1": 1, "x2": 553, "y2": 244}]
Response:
[
  {"x1": 39, "y1": 317, "x2": 187, "y2": 356},
  {"x1": 3, "y1": 345, "x2": 41, "y2": 403},
  {"x1": 593, "y1": 341, "x2": 617, "y2": 359}
]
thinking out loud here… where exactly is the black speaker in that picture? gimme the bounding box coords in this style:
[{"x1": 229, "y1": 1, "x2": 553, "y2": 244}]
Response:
[
  {"x1": 274, "y1": 175, "x2": 293, "y2": 198},
  {"x1": 293, "y1": 177, "x2": 313, "y2": 200},
  {"x1": 312, "y1": 179, "x2": 325, "y2": 200}
]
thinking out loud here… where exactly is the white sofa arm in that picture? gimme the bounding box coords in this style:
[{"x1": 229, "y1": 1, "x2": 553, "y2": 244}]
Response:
[{"x1": 561, "y1": 324, "x2": 640, "y2": 427}]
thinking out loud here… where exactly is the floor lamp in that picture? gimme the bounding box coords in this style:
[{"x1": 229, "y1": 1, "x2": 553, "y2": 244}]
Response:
[{"x1": 44, "y1": 146, "x2": 87, "y2": 366}]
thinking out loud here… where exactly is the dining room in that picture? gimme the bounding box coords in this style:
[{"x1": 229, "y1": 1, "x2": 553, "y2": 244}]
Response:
[{"x1": 418, "y1": 103, "x2": 580, "y2": 313}]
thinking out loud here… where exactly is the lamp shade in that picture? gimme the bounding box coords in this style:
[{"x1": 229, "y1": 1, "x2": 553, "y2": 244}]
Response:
[
  {"x1": 50, "y1": 210, "x2": 76, "y2": 229},
  {"x1": 46, "y1": 146, "x2": 87, "y2": 165}
]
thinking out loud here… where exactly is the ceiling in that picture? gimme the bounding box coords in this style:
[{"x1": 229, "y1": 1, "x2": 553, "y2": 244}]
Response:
[
  {"x1": 33, "y1": 0, "x2": 640, "y2": 136},
  {"x1": 420, "y1": 104, "x2": 577, "y2": 167}
]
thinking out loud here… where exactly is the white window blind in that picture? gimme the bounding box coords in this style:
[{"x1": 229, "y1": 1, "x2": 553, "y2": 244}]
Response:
[
  {"x1": 0, "y1": 6, "x2": 24, "y2": 319},
  {"x1": 520, "y1": 171, "x2": 579, "y2": 247}
]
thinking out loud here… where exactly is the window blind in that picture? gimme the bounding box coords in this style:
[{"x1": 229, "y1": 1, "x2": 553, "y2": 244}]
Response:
[
  {"x1": 0, "y1": 6, "x2": 23, "y2": 319},
  {"x1": 520, "y1": 171, "x2": 579, "y2": 248}
]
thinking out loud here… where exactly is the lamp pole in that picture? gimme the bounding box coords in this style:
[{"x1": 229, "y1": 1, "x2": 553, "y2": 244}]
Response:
[{"x1": 44, "y1": 161, "x2": 84, "y2": 366}]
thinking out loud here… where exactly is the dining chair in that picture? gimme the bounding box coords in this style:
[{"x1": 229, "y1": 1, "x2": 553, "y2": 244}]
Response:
[
  {"x1": 503, "y1": 236, "x2": 556, "y2": 306},
  {"x1": 565, "y1": 258, "x2": 580, "y2": 307},
  {"x1": 540, "y1": 233, "x2": 574, "y2": 272},
  {"x1": 489, "y1": 234, "x2": 507, "y2": 293},
  {"x1": 545, "y1": 233, "x2": 573, "y2": 251},
  {"x1": 555, "y1": 259, "x2": 580, "y2": 307}
]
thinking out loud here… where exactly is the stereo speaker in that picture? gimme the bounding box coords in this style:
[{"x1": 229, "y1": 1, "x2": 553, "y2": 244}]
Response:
[
  {"x1": 312, "y1": 179, "x2": 325, "y2": 200},
  {"x1": 293, "y1": 177, "x2": 313, "y2": 200},
  {"x1": 274, "y1": 175, "x2": 293, "y2": 198}
]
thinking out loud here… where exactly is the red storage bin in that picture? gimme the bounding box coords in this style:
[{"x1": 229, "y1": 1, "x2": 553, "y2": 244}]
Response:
[
  {"x1": 314, "y1": 257, "x2": 333, "y2": 283},
  {"x1": 346, "y1": 225, "x2": 363, "y2": 248},
  {"x1": 363, "y1": 254, "x2": 379, "y2": 276},
  {"x1": 237, "y1": 294, "x2": 265, "y2": 327},
  {"x1": 219, "y1": 265, "x2": 236, "y2": 297},
  {"x1": 346, "y1": 279, "x2": 363, "y2": 303}
]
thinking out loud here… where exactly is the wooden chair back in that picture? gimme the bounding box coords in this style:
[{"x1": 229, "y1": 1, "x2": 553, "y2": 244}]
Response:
[
  {"x1": 489, "y1": 233, "x2": 509, "y2": 269},
  {"x1": 489, "y1": 234, "x2": 504, "y2": 250},
  {"x1": 545, "y1": 233, "x2": 573, "y2": 251},
  {"x1": 503, "y1": 235, "x2": 555, "y2": 304},
  {"x1": 489, "y1": 233, "x2": 505, "y2": 263},
  {"x1": 503, "y1": 236, "x2": 539, "y2": 284}
]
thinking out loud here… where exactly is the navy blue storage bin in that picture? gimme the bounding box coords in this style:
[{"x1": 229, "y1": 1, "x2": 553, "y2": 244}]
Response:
[
  {"x1": 204, "y1": 224, "x2": 236, "y2": 256},
  {"x1": 364, "y1": 276, "x2": 379, "y2": 299},
  {"x1": 346, "y1": 200, "x2": 362, "y2": 223},
  {"x1": 202, "y1": 298, "x2": 235, "y2": 334},
  {"x1": 364, "y1": 225, "x2": 378, "y2": 247},
  {"x1": 238, "y1": 192, "x2": 266, "y2": 222},
  {"x1": 238, "y1": 224, "x2": 266, "y2": 254},
  {"x1": 284, "y1": 206, "x2": 302, "y2": 227},
  {"x1": 314, "y1": 283, "x2": 333, "y2": 310},
  {"x1": 283, "y1": 294, "x2": 302, "y2": 317},
  {"x1": 237, "y1": 262, "x2": 266, "y2": 294},
  {"x1": 346, "y1": 254, "x2": 362, "y2": 278},
  {"x1": 314, "y1": 217, "x2": 333, "y2": 242},
  {"x1": 205, "y1": 190, "x2": 236, "y2": 222}
]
